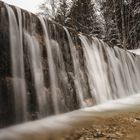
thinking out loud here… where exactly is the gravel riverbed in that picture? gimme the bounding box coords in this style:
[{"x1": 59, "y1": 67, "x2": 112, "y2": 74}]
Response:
[{"x1": 61, "y1": 112, "x2": 140, "y2": 140}]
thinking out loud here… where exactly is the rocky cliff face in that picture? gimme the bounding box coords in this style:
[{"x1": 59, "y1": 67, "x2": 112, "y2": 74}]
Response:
[{"x1": 0, "y1": 1, "x2": 91, "y2": 128}]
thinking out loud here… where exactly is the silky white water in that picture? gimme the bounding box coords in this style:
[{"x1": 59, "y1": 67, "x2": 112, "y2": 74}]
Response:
[
  {"x1": 38, "y1": 16, "x2": 60, "y2": 114},
  {"x1": 0, "y1": 93, "x2": 140, "y2": 140},
  {"x1": 1, "y1": 2, "x2": 140, "y2": 138},
  {"x1": 24, "y1": 32, "x2": 47, "y2": 117},
  {"x1": 5, "y1": 5, "x2": 27, "y2": 122},
  {"x1": 79, "y1": 35, "x2": 140, "y2": 103},
  {"x1": 64, "y1": 27, "x2": 86, "y2": 107}
]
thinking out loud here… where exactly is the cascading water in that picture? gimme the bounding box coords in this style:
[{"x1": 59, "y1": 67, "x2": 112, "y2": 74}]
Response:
[
  {"x1": 5, "y1": 5, "x2": 27, "y2": 123},
  {"x1": 38, "y1": 16, "x2": 60, "y2": 114},
  {"x1": 79, "y1": 36, "x2": 111, "y2": 103},
  {"x1": 24, "y1": 32, "x2": 47, "y2": 117},
  {"x1": 64, "y1": 27, "x2": 86, "y2": 107},
  {"x1": 0, "y1": 1, "x2": 140, "y2": 132},
  {"x1": 79, "y1": 35, "x2": 140, "y2": 103}
]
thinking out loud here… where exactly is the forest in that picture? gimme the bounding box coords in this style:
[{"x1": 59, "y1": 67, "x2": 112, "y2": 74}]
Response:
[{"x1": 39, "y1": 0, "x2": 140, "y2": 49}]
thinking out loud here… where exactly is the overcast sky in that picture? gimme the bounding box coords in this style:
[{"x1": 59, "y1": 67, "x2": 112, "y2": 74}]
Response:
[{"x1": 2, "y1": 0, "x2": 46, "y2": 13}]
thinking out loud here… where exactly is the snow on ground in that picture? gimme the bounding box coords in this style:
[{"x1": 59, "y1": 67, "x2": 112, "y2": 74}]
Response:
[{"x1": 128, "y1": 49, "x2": 140, "y2": 55}]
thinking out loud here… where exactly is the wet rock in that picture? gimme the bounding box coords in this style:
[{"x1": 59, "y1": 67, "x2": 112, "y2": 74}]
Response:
[
  {"x1": 135, "y1": 117, "x2": 140, "y2": 121},
  {"x1": 115, "y1": 132, "x2": 123, "y2": 137},
  {"x1": 0, "y1": 77, "x2": 15, "y2": 127},
  {"x1": 106, "y1": 134, "x2": 118, "y2": 139},
  {"x1": 79, "y1": 137, "x2": 84, "y2": 140},
  {"x1": 94, "y1": 130, "x2": 104, "y2": 138}
]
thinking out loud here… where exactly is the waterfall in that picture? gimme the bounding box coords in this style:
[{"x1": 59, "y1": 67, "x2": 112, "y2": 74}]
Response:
[
  {"x1": 0, "y1": 2, "x2": 140, "y2": 129},
  {"x1": 79, "y1": 35, "x2": 140, "y2": 103},
  {"x1": 38, "y1": 16, "x2": 60, "y2": 114},
  {"x1": 24, "y1": 32, "x2": 47, "y2": 117},
  {"x1": 5, "y1": 5, "x2": 27, "y2": 123},
  {"x1": 64, "y1": 27, "x2": 86, "y2": 107}
]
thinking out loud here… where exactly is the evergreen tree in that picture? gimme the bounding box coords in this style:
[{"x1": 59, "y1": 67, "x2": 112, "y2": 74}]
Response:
[
  {"x1": 38, "y1": 0, "x2": 140, "y2": 49},
  {"x1": 55, "y1": 0, "x2": 71, "y2": 25},
  {"x1": 38, "y1": 0, "x2": 58, "y2": 18},
  {"x1": 125, "y1": 0, "x2": 140, "y2": 49},
  {"x1": 101, "y1": 0, "x2": 121, "y2": 47},
  {"x1": 67, "y1": 0, "x2": 103, "y2": 37},
  {"x1": 101, "y1": 0, "x2": 140, "y2": 49}
]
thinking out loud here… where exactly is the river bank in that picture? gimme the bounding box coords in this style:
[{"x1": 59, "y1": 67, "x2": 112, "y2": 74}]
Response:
[{"x1": 62, "y1": 112, "x2": 140, "y2": 140}]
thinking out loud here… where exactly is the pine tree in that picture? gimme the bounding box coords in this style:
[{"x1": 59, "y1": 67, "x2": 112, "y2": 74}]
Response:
[
  {"x1": 101, "y1": 0, "x2": 121, "y2": 47},
  {"x1": 126, "y1": 0, "x2": 140, "y2": 49},
  {"x1": 38, "y1": 0, "x2": 58, "y2": 18},
  {"x1": 55, "y1": 0, "x2": 71, "y2": 25},
  {"x1": 67, "y1": 0, "x2": 103, "y2": 37},
  {"x1": 38, "y1": 0, "x2": 140, "y2": 48},
  {"x1": 101, "y1": 0, "x2": 140, "y2": 49}
]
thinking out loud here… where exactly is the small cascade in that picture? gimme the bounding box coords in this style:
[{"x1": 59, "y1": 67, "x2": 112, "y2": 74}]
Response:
[
  {"x1": 24, "y1": 32, "x2": 47, "y2": 117},
  {"x1": 38, "y1": 16, "x2": 60, "y2": 114},
  {"x1": 0, "y1": 1, "x2": 140, "y2": 129},
  {"x1": 5, "y1": 5, "x2": 27, "y2": 123},
  {"x1": 79, "y1": 35, "x2": 111, "y2": 103},
  {"x1": 64, "y1": 27, "x2": 86, "y2": 107},
  {"x1": 79, "y1": 35, "x2": 140, "y2": 104}
]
